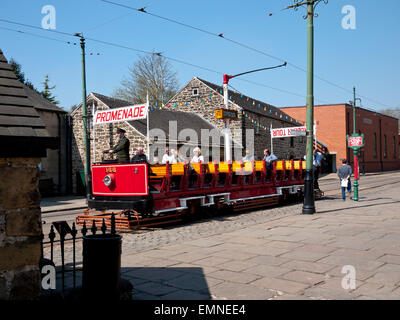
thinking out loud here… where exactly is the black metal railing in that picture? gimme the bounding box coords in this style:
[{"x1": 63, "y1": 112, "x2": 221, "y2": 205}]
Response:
[{"x1": 40, "y1": 214, "x2": 117, "y2": 294}]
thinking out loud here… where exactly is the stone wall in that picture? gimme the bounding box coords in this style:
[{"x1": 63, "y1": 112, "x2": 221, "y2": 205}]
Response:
[
  {"x1": 0, "y1": 157, "x2": 42, "y2": 300},
  {"x1": 168, "y1": 77, "x2": 306, "y2": 160},
  {"x1": 71, "y1": 96, "x2": 146, "y2": 194}
]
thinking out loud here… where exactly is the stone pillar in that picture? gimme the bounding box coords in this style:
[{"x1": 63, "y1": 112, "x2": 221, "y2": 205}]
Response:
[{"x1": 0, "y1": 157, "x2": 43, "y2": 300}]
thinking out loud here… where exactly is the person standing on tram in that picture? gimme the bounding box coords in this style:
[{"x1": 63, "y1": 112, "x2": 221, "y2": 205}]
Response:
[{"x1": 105, "y1": 128, "x2": 130, "y2": 163}]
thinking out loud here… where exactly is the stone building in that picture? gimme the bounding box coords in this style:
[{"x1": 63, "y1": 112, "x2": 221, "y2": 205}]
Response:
[
  {"x1": 70, "y1": 93, "x2": 238, "y2": 194},
  {"x1": 168, "y1": 77, "x2": 306, "y2": 160},
  {"x1": 23, "y1": 85, "x2": 71, "y2": 196},
  {"x1": 0, "y1": 48, "x2": 57, "y2": 299}
]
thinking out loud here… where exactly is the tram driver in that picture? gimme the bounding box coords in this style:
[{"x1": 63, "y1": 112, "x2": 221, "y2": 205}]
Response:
[{"x1": 104, "y1": 128, "x2": 130, "y2": 163}]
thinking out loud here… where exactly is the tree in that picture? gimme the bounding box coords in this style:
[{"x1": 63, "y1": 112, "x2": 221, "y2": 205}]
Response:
[
  {"x1": 113, "y1": 53, "x2": 179, "y2": 106},
  {"x1": 9, "y1": 58, "x2": 39, "y2": 93},
  {"x1": 41, "y1": 74, "x2": 60, "y2": 105}
]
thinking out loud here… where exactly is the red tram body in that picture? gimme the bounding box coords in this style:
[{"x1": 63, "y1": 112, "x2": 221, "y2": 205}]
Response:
[{"x1": 76, "y1": 159, "x2": 306, "y2": 230}]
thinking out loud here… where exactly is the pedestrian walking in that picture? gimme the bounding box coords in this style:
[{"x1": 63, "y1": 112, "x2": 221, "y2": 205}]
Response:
[
  {"x1": 313, "y1": 149, "x2": 323, "y2": 191},
  {"x1": 337, "y1": 159, "x2": 352, "y2": 201}
]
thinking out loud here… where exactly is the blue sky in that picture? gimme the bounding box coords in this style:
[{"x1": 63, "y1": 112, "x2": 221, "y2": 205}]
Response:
[{"x1": 1, "y1": 0, "x2": 399, "y2": 111}]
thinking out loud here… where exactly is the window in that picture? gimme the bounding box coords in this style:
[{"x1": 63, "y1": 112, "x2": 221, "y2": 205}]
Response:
[
  {"x1": 290, "y1": 137, "x2": 294, "y2": 148},
  {"x1": 384, "y1": 135, "x2": 387, "y2": 158},
  {"x1": 192, "y1": 87, "x2": 199, "y2": 96},
  {"x1": 373, "y1": 133, "x2": 377, "y2": 158}
]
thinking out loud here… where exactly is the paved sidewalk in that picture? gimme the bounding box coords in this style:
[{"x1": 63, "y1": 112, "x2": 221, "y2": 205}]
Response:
[
  {"x1": 40, "y1": 196, "x2": 87, "y2": 213},
  {"x1": 116, "y1": 172, "x2": 400, "y2": 300}
]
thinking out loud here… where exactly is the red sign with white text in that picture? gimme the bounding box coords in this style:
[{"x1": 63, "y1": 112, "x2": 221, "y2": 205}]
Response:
[
  {"x1": 271, "y1": 126, "x2": 307, "y2": 138},
  {"x1": 348, "y1": 136, "x2": 363, "y2": 147},
  {"x1": 94, "y1": 103, "x2": 148, "y2": 125}
]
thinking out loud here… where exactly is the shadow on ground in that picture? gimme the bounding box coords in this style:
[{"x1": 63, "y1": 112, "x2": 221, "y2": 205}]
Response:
[{"x1": 52, "y1": 266, "x2": 212, "y2": 300}]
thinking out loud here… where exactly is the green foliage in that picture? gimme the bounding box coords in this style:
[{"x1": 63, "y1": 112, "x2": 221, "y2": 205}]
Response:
[
  {"x1": 9, "y1": 58, "x2": 40, "y2": 93},
  {"x1": 41, "y1": 74, "x2": 60, "y2": 105},
  {"x1": 9, "y1": 58, "x2": 60, "y2": 106}
]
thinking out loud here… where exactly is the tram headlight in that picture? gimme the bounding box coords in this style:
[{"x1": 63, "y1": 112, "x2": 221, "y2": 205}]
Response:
[{"x1": 103, "y1": 174, "x2": 113, "y2": 187}]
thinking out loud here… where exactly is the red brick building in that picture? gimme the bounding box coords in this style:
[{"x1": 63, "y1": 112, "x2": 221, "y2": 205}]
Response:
[{"x1": 280, "y1": 104, "x2": 400, "y2": 173}]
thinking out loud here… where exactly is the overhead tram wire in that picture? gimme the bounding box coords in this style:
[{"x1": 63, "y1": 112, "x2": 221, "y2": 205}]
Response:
[
  {"x1": 0, "y1": 18, "x2": 359, "y2": 104},
  {"x1": 100, "y1": 0, "x2": 392, "y2": 108},
  {"x1": 0, "y1": 25, "x2": 78, "y2": 45},
  {"x1": 0, "y1": 18, "x2": 76, "y2": 37}
]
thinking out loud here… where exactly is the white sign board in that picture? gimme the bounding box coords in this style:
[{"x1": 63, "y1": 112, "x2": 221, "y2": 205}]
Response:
[
  {"x1": 271, "y1": 126, "x2": 307, "y2": 138},
  {"x1": 94, "y1": 103, "x2": 148, "y2": 125}
]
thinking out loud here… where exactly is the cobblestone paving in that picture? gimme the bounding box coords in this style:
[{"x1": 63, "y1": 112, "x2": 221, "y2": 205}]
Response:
[{"x1": 45, "y1": 172, "x2": 400, "y2": 300}]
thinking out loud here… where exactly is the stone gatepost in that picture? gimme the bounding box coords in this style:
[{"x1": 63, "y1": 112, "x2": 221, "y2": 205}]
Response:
[{"x1": 0, "y1": 158, "x2": 43, "y2": 299}]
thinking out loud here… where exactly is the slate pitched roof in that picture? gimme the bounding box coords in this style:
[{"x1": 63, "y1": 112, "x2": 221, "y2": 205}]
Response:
[
  {"x1": 90, "y1": 93, "x2": 238, "y2": 147},
  {"x1": 0, "y1": 48, "x2": 56, "y2": 156},
  {"x1": 23, "y1": 84, "x2": 66, "y2": 113},
  {"x1": 197, "y1": 77, "x2": 300, "y2": 125}
]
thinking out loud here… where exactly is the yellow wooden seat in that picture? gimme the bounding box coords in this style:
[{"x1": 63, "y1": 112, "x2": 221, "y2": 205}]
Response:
[
  {"x1": 232, "y1": 161, "x2": 243, "y2": 173},
  {"x1": 275, "y1": 161, "x2": 283, "y2": 170},
  {"x1": 294, "y1": 161, "x2": 300, "y2": 170},
  {"x1": 285, "y1": 161, "x2": 292, "y2": 170},
  {"x1": 190, "y1": 163, "x2": 202, "y2": 174},
  {"x1": 302, "y1": 161, "x2": 306, "y2": 169},
  {"x1": 218, "y1": 162, "x2": 230, "y2": 173},
  {"x1": 243, "y1": 162, "x2": 253, "y2": 172},
  {"x1": 208, "y1": 163, "x2": 217, "y2": 174},
  {"x1": 150, "y1": 165, "x2": 167, "y2": 177},
  {"x1": 255, "y1": 161, "x2": 265, "y2": 172},
  {"x1": 171, "y1": 163, "x2": 185, "y2": 175}
]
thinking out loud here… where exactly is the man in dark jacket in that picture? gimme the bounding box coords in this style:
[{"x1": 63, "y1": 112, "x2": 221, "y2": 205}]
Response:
[
  {"x1": 337, "y1": 159, "x2": 352, "y2": 201},
  {"x1": 107, "y1": 128, "x2": 130, "y2": 163}
]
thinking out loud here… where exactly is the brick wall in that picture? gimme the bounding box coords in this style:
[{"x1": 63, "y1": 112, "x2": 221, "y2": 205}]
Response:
[
  {"x1": 281, "y1": 104, "x2": 400, "y2": 172},
  {"x1": 168, "y1": 78, "x2": 305, "y2": 160},
  {"x1": 0, "y1": 157, "x2": 42, "y2": 300}
]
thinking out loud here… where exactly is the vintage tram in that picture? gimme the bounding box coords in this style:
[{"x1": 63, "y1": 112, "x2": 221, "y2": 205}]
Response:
[{"x1": 76, "y1": 158, "x2": 306, "y2": 230}]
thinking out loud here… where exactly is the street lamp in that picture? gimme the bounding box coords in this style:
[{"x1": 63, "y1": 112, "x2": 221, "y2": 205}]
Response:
[
  {"x1": 350, "y1": 87, "x2": 363, "y2": 201},
  {"x1": 76, "y1": 33, "x2": 92, "y2": 201},
  {"x1": 221, "y1": 63, "x2": 287, "y2": 161},
  {"x1": 281, "y1": 0, "x2": 328, "y2": 215}
]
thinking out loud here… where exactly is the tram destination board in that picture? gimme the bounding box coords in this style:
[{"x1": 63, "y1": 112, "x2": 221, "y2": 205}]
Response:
[{"x1": 215, "y1": 108, "x2": 239, "y2": 120}]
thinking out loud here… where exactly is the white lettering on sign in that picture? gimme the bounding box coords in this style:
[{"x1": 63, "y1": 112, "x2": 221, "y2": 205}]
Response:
[
  {"x1": 271, "y1": 127, "x2": 307, "y2": 138},
  {"x1": 94, "y1": 103, "x2": 148, "y2": 125},
  {"x1": 349, "y1": 136, "x2": 363, "y2": 147}
]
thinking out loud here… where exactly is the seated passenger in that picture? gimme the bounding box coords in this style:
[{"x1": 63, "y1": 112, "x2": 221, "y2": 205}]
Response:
[
  {"x1": 191, "y1": 147, "x2": 204, "y2": 163},
  {"x1": 242, "y1": 149, "x2": 254, "y2": 162},
  {"x1": 161, "y1": 147, "x2": 173, "y2": 164},
  {"x1": 131, "y1": 147, "x2": 147, "y2": 163},
  {"x1": 171, "y1": 149, "x2": 184, "y2": 163}
]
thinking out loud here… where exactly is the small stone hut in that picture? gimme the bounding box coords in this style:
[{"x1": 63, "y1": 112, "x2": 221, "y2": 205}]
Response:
[{"x1": 0, "y1": 48, "x2": 57, "y2": 299}]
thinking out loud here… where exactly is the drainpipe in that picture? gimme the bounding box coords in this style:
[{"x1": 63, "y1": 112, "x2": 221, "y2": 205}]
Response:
[
  {"x1": 379, "y1": 118, "x2": 383, "y2": 171},
  {"x1": 56, "y1": 112, "x2": 62, "y2": 194}
]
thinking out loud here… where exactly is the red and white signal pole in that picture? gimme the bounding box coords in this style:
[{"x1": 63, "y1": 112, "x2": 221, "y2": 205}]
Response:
[{"x1": 221, "y1": 63, "x2": 287, "y2": 162}]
